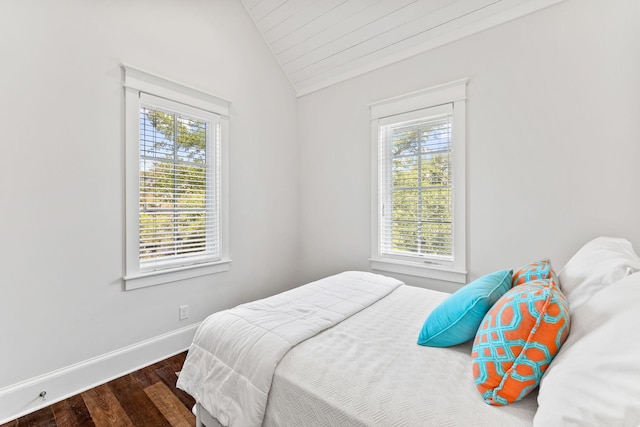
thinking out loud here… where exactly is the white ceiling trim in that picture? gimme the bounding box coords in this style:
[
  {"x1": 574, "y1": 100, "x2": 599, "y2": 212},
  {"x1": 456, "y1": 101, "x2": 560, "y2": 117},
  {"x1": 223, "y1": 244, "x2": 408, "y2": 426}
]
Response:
[{"x1": 241, "y1": 0, "x2": 565, "y2": 97}]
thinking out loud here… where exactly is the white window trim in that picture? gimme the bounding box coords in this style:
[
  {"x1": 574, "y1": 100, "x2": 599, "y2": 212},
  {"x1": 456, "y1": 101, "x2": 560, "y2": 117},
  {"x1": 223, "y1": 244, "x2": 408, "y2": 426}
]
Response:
[
  {"x1": 122, "y1": 64, "x2": 231, "y2": 290},
  {"x1": 369, "y1": 78, "x2": 467, "y2": 284}
]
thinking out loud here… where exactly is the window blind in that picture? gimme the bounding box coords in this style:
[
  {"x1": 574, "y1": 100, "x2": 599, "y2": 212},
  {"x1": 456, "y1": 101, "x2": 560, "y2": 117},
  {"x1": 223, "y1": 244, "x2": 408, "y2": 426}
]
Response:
[
  {"x1": 138, "y1": 103, "x2": 220, "y2": 270},
  {"x1": 378, "y1": 104, "x2": 453, "y2": 263}
]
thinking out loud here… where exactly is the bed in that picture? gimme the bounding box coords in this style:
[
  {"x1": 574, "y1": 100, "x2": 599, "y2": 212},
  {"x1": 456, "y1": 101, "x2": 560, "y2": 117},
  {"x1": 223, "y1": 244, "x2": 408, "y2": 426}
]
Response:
[{"x1": 177, "y1": 237, "x2": 640, "y2": 427}]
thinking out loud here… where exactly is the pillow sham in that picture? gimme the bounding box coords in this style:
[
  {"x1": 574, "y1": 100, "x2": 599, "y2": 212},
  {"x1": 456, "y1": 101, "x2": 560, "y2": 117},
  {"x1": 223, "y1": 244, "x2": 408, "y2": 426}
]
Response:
[
  {"x1": 535, "y1": 272, "x2": 640, "y2": 426},
  {"x1": 472, "y1": 279, "x2": 570, "y2": 406},
  {"x1": 558, "y1": 236, "x2": 640, "y2": 310},
  {"x1": 511, "y1": 258, "x2": 557, "y2": 287},
  {"x1": 417, "y1": 269, "x2": 512, "y2": 348}
]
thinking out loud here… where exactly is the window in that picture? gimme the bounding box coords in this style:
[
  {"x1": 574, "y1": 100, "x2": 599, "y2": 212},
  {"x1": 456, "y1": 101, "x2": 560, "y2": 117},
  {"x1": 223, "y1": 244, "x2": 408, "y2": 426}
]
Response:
[
  {"x1": 370, "y1": 79, "x2": 467, "y2": 283},
  {"x1": 123, "y1": 65, "x2": 230, "y2": 290}
]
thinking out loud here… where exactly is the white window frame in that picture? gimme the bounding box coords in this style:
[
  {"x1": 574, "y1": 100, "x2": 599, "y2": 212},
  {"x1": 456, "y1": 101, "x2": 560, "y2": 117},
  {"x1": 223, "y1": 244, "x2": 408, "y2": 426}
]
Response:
[
  {"x1": 123, "y1": 64, "x2": 230, "y2": 290},
  {"x1": 370, "y1": 79, "x2": 467, "y2": 284}
]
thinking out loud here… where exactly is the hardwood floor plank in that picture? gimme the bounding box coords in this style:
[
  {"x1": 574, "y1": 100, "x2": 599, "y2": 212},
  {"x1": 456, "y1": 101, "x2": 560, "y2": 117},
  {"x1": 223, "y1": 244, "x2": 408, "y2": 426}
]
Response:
[
  {"x1": 131, "y1": 364, "x2": 162, "y2": 390},
  {"x1": 108, "y1": 374, "x2": 171, "y2": 427},
  {"x1": 144, "y1": 382, "x2": 195, "y2": 427},
  {"x1": 154, "y1": 360, "x2": 196, "y2": 410},
  {"x1": 14, "y1": 405, "x2": 56, "y2": 427},
  {"x1": 3, "y1": 352, "x2": 196, "y2": 427},
  {"x1": 51, "y1": 394, "x2": 96, "y2": 427},
  {"x1": 165, "y1": 352, "x2": 189, "y2": 374},
  {"x1": 81, "y1": 384, "x2": 134, "y2": 427}
]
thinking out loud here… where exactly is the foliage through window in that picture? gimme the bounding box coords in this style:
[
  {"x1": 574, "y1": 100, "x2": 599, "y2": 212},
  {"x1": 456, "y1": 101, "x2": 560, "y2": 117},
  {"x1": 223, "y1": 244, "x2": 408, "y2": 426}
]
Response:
[
  {"x1": 379, "y1": 109, "x2": 453, "y2": 260},
  {"x1": 139, "y1": 105, "x2": 218, "y2": 266}
]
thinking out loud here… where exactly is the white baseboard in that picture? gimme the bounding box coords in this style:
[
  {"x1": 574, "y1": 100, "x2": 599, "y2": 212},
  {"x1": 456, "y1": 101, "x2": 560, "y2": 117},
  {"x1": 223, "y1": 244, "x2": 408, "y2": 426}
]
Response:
[{"x1": 0, "y1": 322, "x2": 200, "y2": 425}]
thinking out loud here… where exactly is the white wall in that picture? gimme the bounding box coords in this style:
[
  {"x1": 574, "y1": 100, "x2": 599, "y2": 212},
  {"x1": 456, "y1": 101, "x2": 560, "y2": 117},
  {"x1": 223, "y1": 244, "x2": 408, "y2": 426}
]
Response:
[
  {"x1": 0, "y1": 0, "x2": 298, "y2": 408},
  {"x1": 296, "y1": 0, "x2": 640, "y2": 291}
]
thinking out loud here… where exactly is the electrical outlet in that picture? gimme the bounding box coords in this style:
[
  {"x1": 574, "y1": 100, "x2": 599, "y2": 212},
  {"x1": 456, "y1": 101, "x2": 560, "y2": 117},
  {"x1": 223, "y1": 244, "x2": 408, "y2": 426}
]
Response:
[{"x1": 179, "y1": 305, "x2": 189, "y2": 320}]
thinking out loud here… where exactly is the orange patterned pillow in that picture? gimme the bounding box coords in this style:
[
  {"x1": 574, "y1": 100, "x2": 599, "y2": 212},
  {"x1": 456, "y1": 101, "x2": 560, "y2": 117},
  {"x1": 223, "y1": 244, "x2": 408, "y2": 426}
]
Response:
[
  {"x1": 472, "y1": 279, "x2": 570, "y2": 405},
  {"x1": 512, "y1": 258, "x2": 558, "y2": 287}
]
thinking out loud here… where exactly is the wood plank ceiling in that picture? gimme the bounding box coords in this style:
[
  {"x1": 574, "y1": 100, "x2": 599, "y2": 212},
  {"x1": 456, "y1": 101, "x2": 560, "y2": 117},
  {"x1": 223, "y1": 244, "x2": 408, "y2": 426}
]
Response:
[{"x1": 241, "y1": 0, "x2": 564, "y2": 96}]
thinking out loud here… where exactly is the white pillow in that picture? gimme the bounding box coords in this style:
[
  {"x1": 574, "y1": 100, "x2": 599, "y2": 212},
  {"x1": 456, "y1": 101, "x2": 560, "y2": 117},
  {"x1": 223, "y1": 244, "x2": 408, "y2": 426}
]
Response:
[
  {"x1": 534, "y1": 272, "x2": 640, "y2": 426},
  {"x1": 558, "y1": 236, "x2": 640, "y2": 309}
]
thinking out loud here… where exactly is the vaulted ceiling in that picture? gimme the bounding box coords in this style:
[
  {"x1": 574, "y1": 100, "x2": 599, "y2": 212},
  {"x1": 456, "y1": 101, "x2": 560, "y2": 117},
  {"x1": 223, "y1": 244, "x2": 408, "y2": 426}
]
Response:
[{"x1": 241, "y1": 0, "x2": 564, "y2": 96}]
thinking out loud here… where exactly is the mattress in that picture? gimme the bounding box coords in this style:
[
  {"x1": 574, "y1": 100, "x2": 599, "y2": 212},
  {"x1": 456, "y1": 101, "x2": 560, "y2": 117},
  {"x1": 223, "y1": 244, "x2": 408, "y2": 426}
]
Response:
[{"x1": 262, "y1": 285, "x2": 538, "y2": 426}]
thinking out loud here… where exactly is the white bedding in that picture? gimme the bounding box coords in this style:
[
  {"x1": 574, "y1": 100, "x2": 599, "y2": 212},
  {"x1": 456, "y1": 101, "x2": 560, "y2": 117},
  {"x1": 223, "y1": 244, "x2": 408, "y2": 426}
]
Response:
[
  {"x1": 263, "y1": 285, "x2": 538, "y2": 426},
  {"x1": 177, "y1": 271, "x2": 403, "y2": 427}
]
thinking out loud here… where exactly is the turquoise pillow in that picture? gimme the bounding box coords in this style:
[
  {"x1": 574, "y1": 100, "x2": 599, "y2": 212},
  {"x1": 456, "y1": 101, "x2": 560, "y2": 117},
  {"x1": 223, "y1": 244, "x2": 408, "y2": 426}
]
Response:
[{"x1": 417, "y1": 269, "x2": 512, "y2": 347}]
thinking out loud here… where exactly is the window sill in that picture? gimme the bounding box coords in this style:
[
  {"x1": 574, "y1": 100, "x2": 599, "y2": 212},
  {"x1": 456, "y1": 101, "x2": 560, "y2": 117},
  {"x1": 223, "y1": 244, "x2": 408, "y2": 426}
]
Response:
[
  {"x1": 370, "y1": 258, "x2": 467, "y2": 284},
  {"x1": 124, "y1": 259, "x2": 231, "y2": 291}
]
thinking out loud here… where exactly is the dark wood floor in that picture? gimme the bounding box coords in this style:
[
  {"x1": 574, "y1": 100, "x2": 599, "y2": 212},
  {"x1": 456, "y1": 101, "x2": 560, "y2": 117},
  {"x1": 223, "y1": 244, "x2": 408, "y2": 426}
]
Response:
[{"x1": 1, "y1": 352, "x2": 196, "y2": 427}]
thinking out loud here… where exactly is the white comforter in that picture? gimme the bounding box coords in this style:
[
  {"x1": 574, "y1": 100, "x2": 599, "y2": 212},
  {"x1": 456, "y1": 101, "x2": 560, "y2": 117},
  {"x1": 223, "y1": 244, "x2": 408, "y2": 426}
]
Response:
[{"x1": 176, "y1": 271, "x2": 403, "y2": 427}]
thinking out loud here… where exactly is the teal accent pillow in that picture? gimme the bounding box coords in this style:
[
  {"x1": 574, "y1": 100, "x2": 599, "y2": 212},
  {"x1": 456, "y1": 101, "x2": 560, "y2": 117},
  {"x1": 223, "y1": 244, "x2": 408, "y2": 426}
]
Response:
[{"x1": 417, "y1": 269, "x2": 513, "y2": 347}]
